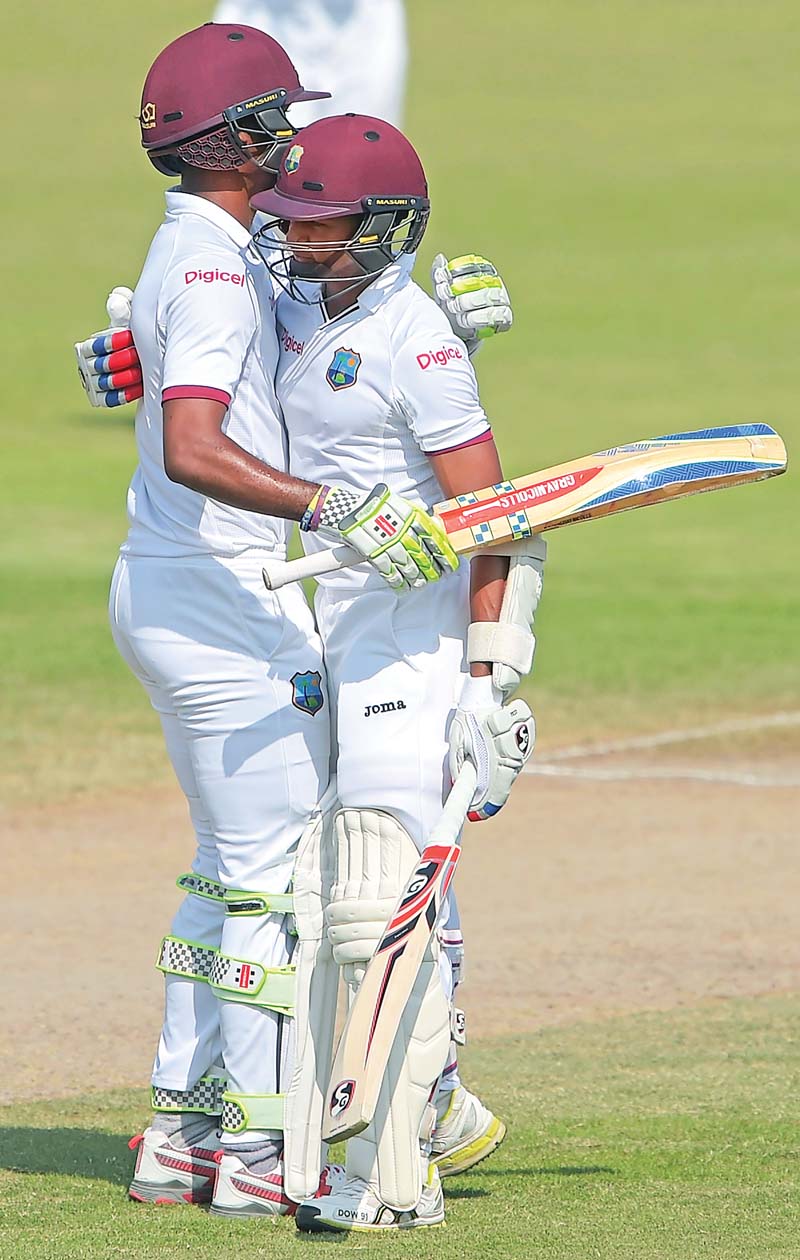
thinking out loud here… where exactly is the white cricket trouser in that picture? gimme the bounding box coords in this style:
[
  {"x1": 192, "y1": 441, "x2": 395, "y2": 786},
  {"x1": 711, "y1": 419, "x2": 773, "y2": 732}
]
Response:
[
  {"x1": 316, "y1": 569, "x2": 469, "y2": 848},
  {"x1": 109, "y1": 552, "x2": 330, "y2": 1118},
  {"x1": 212, "y1": 0, "x2": 408, "y2": 126}
]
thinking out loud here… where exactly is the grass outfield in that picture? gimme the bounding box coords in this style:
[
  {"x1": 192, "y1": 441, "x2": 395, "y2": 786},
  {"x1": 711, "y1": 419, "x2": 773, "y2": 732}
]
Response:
[
  {"x1": 1, "y1": 996, "x2": 797, "y2": 1259},
  {"x1": 2, "y1": 1, "x2": 798, "y2": 802}
]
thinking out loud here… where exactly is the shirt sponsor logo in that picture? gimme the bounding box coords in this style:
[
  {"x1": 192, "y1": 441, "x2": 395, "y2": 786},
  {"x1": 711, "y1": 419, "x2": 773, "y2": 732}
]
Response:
[
  {"x1": 416, "y1": 345, "x2": 464, "y2": 370},
  {"x1": 281, "y1": 328, "x2": 304, "y2": 355},
  {"x1": 326, "y1": 347, "x2": 361, "y2": 390},
  {"x1": 184, "y1": 269, "x2": 245, "y2": 286}
]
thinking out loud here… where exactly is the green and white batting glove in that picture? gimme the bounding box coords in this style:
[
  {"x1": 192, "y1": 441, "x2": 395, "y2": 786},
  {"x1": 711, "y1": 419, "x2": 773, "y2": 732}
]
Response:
[
  {"x1": 431, "y1": 253, "x2": 513, "y2": 357},
  {"x1": 301, "y1": 482, "x2": 459, "y2": 591}
]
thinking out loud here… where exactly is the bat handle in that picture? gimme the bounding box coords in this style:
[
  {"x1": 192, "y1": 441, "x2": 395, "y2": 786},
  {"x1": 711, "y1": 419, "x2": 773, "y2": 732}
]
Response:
[
  {"x1": 431, "y1": 762, "x2": 478, "y2": 845},
  {"x1": 262, "y1": 544, "x2": 361, "y2": 590}
]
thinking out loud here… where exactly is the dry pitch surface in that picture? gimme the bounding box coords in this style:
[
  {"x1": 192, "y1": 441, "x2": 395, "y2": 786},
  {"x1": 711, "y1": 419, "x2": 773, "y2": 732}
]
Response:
[{"x1": 5, "y1": 730, "x2": 798, "y2": 1105}]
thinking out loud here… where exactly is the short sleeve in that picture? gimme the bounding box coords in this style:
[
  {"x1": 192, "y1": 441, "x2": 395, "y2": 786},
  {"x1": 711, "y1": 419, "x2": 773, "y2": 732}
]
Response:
[
  {"x1": 394, "y1": 332, "x2": 490, "y2": 453},
  {"x1": 160, "y1": 256, "x2": 258, "y2": 407}
]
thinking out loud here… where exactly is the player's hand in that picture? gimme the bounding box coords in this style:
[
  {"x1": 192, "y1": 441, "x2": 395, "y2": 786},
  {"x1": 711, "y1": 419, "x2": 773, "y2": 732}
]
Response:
[
  {"x1": 449, "y1": 676, "x2": 534, "y2": 821},
  {"x1": 431, "y1": 254, "x2": 513, "y2": 356},
  {"x1": 303, "y1": 482, "x2": 459, "y2": 591},
  {"x1": 74, "y1": 286, "x2": 143, "y2": 407}
]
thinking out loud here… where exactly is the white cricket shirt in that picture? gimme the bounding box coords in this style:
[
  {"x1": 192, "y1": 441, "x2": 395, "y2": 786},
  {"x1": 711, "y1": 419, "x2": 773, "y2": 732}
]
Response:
[
  {"x1": 123, "y1": 191, "x2": 288, "y2": 558},
  {"x1": 274, "y1": 255, "x2": 490, "y2": 589}
]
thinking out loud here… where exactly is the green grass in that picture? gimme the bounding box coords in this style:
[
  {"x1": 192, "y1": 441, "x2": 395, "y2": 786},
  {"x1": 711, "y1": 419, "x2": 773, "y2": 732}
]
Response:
[
  {"x1": 2, "y1": 996, "x2": 798, "y2": 1258},
  {"x1": 1, "y1": 1, "x2": 798, "y2": 802}
]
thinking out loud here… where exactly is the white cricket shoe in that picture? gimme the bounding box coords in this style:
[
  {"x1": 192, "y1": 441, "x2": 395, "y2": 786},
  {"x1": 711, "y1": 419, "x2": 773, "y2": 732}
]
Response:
[
  {"x1": 431, "y1": 1085, "x2": 506, "y2": 1177},
  {"x1": 295, "y1": 1163, "x2": 445, "y2": 1233},
  {"x1": 128, "y1": 1126, "x2": 221, "y2": 1204},
  {"x1": 210, "y1": 1155, "x2": 345, "y2": 1218}
]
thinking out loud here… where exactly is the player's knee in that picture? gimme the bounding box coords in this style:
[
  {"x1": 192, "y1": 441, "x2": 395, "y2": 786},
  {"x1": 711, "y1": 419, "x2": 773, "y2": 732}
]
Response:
[{"x1": 325, "y1": 806, "x2": 419, "y2": 979}]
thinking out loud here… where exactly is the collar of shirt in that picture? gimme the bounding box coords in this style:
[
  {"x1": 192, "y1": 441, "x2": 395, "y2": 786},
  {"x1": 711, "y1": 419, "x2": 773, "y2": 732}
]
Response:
[
  {"x1": 164, "y1": 189, "x2": 254, "y2": 251},
  {"x1": 356, "y1": 252, "x2": 415, "y2": 312}
]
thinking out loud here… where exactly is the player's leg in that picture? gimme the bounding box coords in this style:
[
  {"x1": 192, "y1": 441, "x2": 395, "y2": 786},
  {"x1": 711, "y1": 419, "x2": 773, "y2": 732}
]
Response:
[
  {"x1": 211, "y1": 0, "x2": 408, "y2": 125},
  {"x1": 431, "y1": 892, "x2": 507, "y2": 1176},
  {"x1": 295, "y1": 578, "x2": 466, "y2": 1232},
  {"x1": 110, "y1": 556, "x2": 330, "y2": 1212},
  {"x1": 110, "y1": 559, "x2": 225, "y2": 1202}
]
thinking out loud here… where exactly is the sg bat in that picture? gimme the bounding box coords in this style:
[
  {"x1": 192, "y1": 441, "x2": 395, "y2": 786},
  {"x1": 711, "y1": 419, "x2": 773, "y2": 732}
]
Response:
[
  {"x1": 322, "y1": 761, "x2": 477, "y2": 1145},
  {"x1": 262, "y1": 424, "x2": 787, "y2": 590}
]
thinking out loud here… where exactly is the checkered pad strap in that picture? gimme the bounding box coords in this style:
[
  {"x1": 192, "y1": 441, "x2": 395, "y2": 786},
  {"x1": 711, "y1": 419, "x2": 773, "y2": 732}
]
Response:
[
  {"x1": 221, "y1": 1092, "x2": 285, "y2": 1135},
  {"x1": 208, "y1": 953, "x2": 296, "y2": 1014},
  {"x1": 151, "y1": 1072, "x2": 226, "y2": 1116},
  {"x1": 156, "y1": 935, "x2": 218, "y2": 981},
  {"x1": 176, "y1": 871, "x2": 225, "y2": 902}
]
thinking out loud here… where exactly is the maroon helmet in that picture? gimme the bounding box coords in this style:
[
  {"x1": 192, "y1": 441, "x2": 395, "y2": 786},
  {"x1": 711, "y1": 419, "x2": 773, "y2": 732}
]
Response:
[
  {"x1": 139, "y1": 23, "x2": 330, "y2": 175},
  {"x1": 251, "y1": 113, "x2": 430, "y2": 276}
]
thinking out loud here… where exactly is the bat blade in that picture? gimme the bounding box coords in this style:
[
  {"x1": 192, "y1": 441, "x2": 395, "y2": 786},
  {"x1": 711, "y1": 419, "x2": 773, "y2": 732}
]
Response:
[
  {"x1": 261, "y1": 424, "x2": 787, "y2": 590},
  {"x1": 434, "y1": 423, "x2": 787, "y2": 551},
  {"x1": 322, "y1": 763, "x2": 477, "y2": 1144}
]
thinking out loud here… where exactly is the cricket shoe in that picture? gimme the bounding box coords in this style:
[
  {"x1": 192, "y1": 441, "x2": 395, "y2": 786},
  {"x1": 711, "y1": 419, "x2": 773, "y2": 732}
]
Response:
[
  {"x1": 431, "y1": 1085, "x2": 506, "y2": 1177},
  {"x1": 128, "y1": 1126, "x2": 221, "y2": 1204},
  {"x1": 210, "y1": 1154, "x2": 345, "y2": 1219},
  {"x1": 295, "y1": 1163, "x2": 445, "y2": 1233}
]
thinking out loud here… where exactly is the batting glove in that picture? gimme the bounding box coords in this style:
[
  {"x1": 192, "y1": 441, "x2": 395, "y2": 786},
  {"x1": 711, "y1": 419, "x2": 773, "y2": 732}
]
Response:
[
  {"x1": 301, "y1": 482, "x2": 459, "y2": 592},
  {"x1": 74, "y1": 286, "x2": 143, "y2": 407},
  {"x1": 431, "y1": 254, "x2": 513, "y2": 357},
  {"x1": 449, "y1": 675, "x2": 534, "y2": 821}
]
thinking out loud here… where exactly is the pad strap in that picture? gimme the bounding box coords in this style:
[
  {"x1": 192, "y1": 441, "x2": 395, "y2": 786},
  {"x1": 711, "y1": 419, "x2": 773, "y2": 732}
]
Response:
[
  {"x1": 221, "y1": 1091, "x2": 285, "y2": 1134},
  {"x1": 224, "y1": 889, "x2": 294, "y2": 916},
  {"x1": 156, "y1": 935, "x2": 217, "y2": 981},
  {"x1": 151, "y1": 1071, "x2": 226, "y2": 1116},
  {"x1": 157, "y1": 935, "x2": 296, "y2": 1014},
  {"x1": 176, "y1": 871, "x2": 225, "y2": 902},
  {"x1": 467, "y1": 621, "x2": 534, "y2": 675},
  {"x1": 208, "y1": 953, "x2": 295, "y2": 1014}
]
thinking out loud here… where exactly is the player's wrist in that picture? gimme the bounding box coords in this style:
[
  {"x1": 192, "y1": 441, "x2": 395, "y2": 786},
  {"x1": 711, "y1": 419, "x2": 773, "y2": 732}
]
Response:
[
  {"x1": 459, "y1": 672, "x2": 502, "y2": 711},
  {"x1": 299, "y1": 483, "x2": 328, "y2": 532}
]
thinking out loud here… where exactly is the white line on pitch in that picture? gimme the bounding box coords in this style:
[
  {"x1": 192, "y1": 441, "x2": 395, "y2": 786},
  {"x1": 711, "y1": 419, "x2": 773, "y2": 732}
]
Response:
[
  {"x1": 525, "y1": 763, "x2": 800, "y2": 788},
  {"x1": 535, "y1": 711, "x2": 800, "y2": 763}
]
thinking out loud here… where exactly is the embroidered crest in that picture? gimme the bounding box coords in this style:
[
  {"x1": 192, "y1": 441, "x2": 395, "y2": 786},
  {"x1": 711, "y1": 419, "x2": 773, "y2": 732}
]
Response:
[
  {"x1": 284, "y1": 143, "x2": 304, "y2": 174},
  {"x1": 140, "y1": 102, "x2": 157, "y2": 129},
  {"x1": 326, "y1": 347, "x2": 361, "y2": 391},
  {"x1": 291, "y1": 670, "x2": 325, "y2": 716}
]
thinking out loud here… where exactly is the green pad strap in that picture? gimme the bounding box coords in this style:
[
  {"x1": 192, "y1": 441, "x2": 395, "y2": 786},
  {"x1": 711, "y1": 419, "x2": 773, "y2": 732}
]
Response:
[
  {"x1": 209, "y1": 953, "x2": 295, "y2": 1014},
  {"x1": 176, "y1": 872, "x2": 225, "y2": 902},
  {"x1": 156, "y1": 935, "x2": 218, "y2": 981},
  {"x1": 152, "y1": 1072, "x2": 226, "y2": 1116},
  {"x1": 224, "y1": 889, "x2": 294, "y2": 916},
  {"x1": 221, "y1": 1091, "x2": 285, "y2": 1134}
]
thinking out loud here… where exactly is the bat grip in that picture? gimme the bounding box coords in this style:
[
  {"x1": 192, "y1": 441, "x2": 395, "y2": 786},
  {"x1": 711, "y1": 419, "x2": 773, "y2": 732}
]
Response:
[
  {"x1": 262, "y1": 544, "x2": 361, "y2": 590},
  {"x1": 430, "y1": 762, "x2": 478, "y2": 845}
]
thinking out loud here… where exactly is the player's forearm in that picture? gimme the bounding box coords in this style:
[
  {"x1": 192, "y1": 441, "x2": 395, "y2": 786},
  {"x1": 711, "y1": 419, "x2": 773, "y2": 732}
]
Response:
[
  {"x1": 163, "y1": 399, "x2": 318, "y2": 520},
  {"x1": 428, "y1": 436, "x2": 510, "y2": 677}
]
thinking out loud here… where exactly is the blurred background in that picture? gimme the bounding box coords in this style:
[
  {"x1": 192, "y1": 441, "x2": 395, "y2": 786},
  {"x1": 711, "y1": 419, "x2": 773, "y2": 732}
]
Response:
[{"x1": 1, "y1": 0, "x2": 797, "y2": 804}]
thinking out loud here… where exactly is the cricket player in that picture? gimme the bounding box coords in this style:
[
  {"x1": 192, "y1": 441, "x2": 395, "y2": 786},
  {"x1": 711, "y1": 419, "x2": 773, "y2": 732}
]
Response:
[
  {"x1": 250, "y1": 113, "x2": 540, "y2": 1231},
  {"x1": 106, "y1": 23, "x2": 465, "y2": 1218},
  {"x1": 213, "y1": 0, "x2": 408, "y2": 125}
]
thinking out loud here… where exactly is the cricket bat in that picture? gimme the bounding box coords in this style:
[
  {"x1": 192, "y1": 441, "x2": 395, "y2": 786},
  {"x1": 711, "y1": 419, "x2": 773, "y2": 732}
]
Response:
[
  {"x1": 322, "y1": 761, "x2": 478, "y2": 1144},
  {"x1": 262, "y1": 423, "x2": 787, "y2": 590}
]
